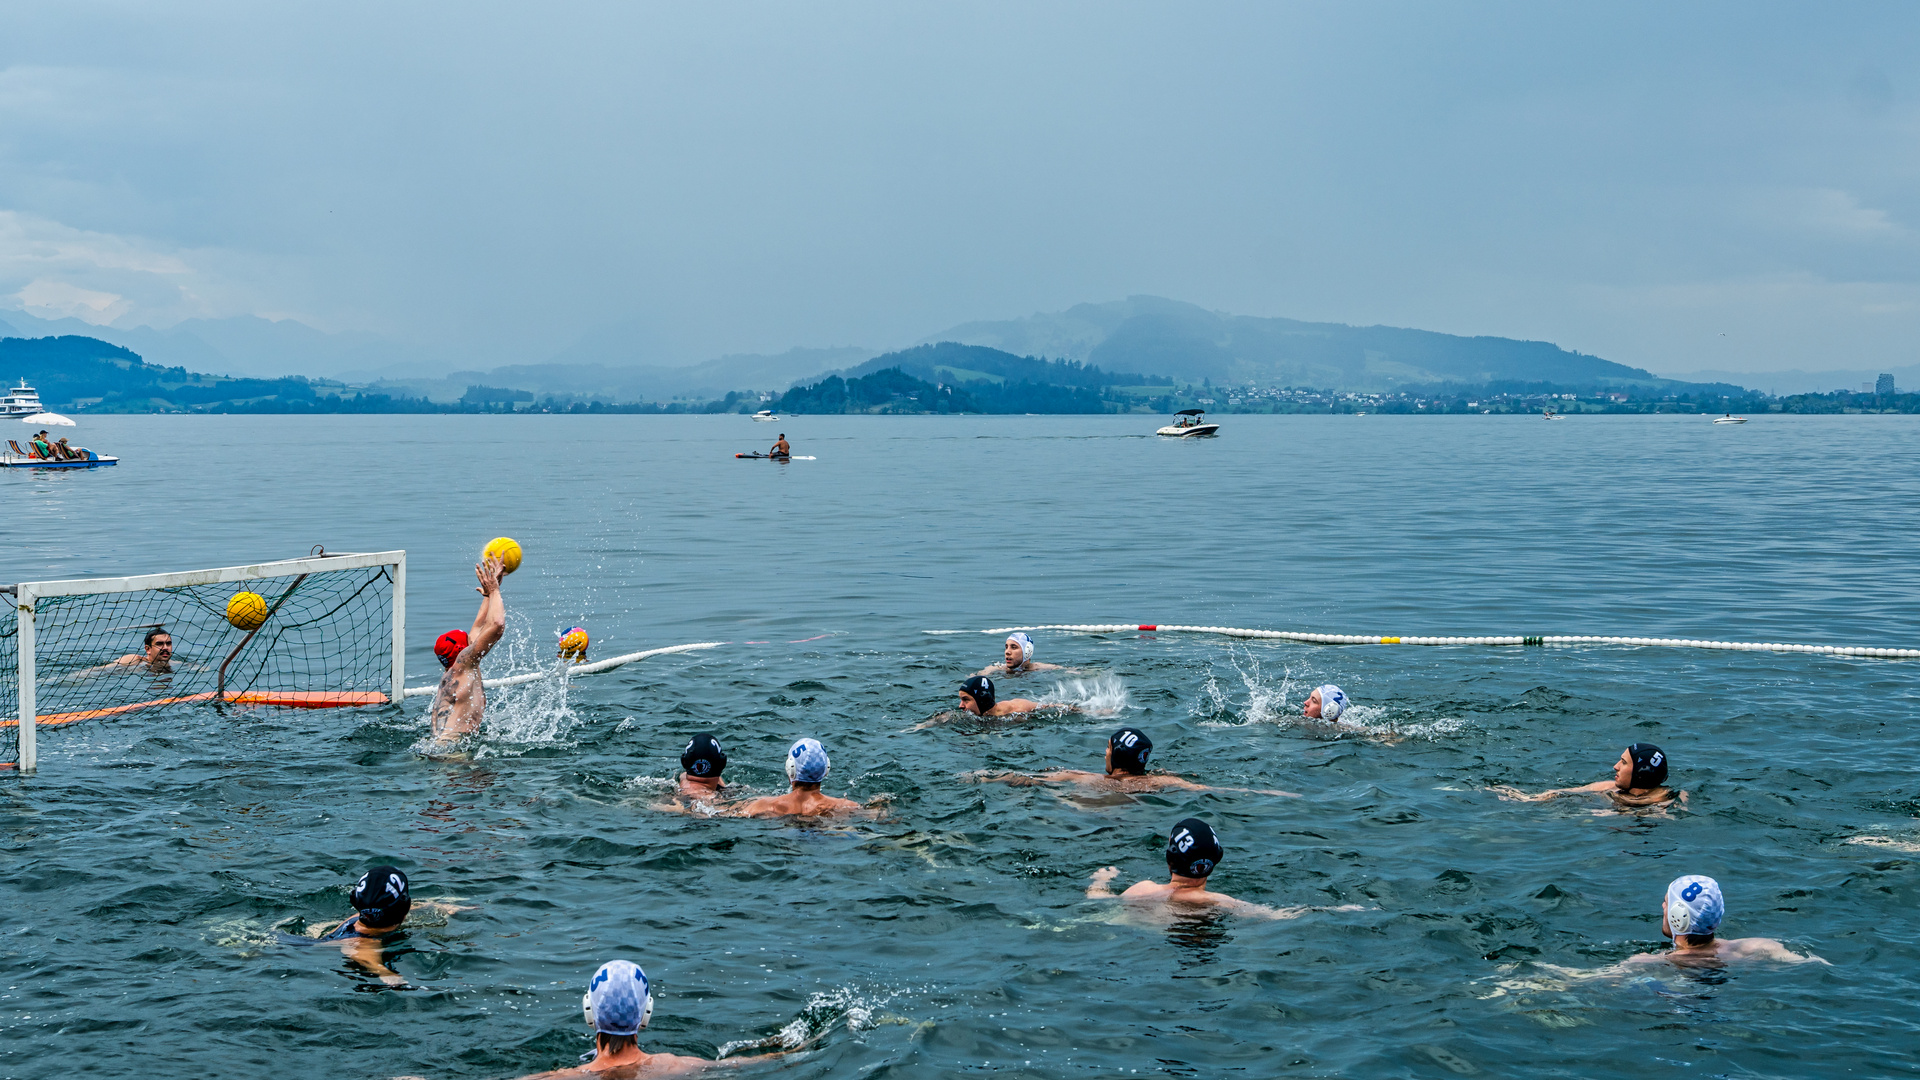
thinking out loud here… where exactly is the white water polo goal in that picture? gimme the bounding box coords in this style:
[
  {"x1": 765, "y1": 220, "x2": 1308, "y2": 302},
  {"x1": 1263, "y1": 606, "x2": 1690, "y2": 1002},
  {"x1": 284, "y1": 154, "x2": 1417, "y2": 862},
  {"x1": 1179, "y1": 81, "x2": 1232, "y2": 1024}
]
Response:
[{"x1": 2, "y1": 549, "x2": 405, "y2": 773}]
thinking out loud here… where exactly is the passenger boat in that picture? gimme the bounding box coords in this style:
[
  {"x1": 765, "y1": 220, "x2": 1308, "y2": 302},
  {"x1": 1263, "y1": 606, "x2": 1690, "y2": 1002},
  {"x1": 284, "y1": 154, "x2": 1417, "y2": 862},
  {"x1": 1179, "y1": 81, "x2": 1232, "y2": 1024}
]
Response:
[
  {"x1": 2, "y1": 380, "x2": 45, "y2": 418},
  {"x1": 751, "y1": 410, "x2": 779, "y2": 422},
  {"x1": 1713, "y1": 414, "x2": 1748, "y2": 425},
  {"x1": 1156, "y1": 409, "x2": 1220, "y2": 437}
]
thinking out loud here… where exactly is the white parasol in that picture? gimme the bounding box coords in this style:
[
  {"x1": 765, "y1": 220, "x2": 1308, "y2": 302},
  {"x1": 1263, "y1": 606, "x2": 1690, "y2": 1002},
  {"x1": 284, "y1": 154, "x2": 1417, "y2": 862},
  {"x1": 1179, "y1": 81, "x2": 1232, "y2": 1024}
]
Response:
[{"x1": 20, "y1": 412, "x2": 76, "y2": 426}]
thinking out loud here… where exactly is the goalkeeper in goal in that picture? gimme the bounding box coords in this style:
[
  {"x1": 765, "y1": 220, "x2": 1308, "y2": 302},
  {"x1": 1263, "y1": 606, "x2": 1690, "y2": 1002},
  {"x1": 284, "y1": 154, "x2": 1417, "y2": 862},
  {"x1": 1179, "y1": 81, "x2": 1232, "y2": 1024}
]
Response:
[{"x1": 428, "y1": 555, "x2": 507, "y2": 745}]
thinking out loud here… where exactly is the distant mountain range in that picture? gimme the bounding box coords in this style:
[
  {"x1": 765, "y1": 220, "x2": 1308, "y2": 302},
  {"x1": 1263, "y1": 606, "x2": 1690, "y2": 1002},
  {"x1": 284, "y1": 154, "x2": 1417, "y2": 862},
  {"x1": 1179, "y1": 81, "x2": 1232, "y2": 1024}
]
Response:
[
  {"x1": 923, "y1": 296, "x2": 1713, "y2": 393},
  {"x1": 3, "y1": 295, "x2": 1774, "y2": 405}
]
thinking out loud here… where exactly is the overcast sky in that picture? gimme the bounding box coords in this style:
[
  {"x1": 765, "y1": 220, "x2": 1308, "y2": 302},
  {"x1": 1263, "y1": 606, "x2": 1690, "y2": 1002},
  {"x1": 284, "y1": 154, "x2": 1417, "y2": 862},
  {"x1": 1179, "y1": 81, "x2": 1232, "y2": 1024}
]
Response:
[{"x1": 2, "y1": 1, "x2": 1916, "y2": 374}]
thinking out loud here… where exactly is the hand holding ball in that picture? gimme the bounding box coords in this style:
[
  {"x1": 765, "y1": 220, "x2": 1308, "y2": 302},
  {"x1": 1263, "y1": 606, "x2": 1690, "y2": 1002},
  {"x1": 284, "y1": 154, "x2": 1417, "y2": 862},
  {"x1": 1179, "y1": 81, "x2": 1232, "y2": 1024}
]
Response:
[
  {"x1": 483, "y1": 537, "x2": 522, "y2": 575},
  {"x1": 227, "y1": 591, "x2": 269, "y2": 631}
]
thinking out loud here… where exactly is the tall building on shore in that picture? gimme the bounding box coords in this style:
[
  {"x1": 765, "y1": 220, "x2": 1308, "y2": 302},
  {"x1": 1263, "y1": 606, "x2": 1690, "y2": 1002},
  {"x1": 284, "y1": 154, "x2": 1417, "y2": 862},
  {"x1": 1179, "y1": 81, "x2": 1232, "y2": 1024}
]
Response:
[{"x1": 1877, "y1": 373, "x2": 1895, "y2": 395}]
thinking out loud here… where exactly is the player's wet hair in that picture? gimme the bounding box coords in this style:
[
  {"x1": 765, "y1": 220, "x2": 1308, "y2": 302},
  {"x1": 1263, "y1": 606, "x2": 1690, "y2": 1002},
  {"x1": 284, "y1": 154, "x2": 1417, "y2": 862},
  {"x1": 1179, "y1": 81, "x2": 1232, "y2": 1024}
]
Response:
[{"x1": 144, "y1": 627, "x2": 170, "y2": 647}]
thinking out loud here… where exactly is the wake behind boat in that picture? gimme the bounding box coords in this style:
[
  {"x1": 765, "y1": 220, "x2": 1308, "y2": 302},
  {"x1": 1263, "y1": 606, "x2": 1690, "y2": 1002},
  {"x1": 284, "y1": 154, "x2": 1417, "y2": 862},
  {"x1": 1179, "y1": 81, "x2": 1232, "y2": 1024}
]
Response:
[{"x1": 1156, "y1": 409, "x2": 1219, "y2": 437}]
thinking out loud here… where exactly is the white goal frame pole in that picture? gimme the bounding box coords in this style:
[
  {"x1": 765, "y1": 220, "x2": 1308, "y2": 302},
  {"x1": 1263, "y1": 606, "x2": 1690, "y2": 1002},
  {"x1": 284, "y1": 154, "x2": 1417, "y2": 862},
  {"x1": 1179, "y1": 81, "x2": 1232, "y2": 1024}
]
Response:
[
  {"x1": 16, "y1": 598, "x2": 34, "y2": 774},
  {"x1": 12, "y1": 550, "x2": 407, "y2": 774}
]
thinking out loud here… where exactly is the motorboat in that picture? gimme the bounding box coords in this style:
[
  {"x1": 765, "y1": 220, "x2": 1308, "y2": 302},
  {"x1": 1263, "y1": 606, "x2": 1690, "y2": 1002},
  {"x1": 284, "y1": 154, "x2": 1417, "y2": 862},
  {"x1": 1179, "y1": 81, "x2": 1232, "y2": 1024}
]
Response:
[
  {"x1": 1713, "y1": 414, "x2": 1748, "y2": 425},
  {"x1": 4, "y1": 437, "x2": 116, "y2": 468},
  {"x1": 1542, "y1": 406, "x2": 1567, "y2": 420},
  {"x1": 751, "y1": 410, "x2": 779, "y2": 422},
  {"x1": 2, "y1": 380, "x2": 45, "y2": 418},
  {"x1": 1156, "y1": 409, "x2": 1220, "y2": 437}
]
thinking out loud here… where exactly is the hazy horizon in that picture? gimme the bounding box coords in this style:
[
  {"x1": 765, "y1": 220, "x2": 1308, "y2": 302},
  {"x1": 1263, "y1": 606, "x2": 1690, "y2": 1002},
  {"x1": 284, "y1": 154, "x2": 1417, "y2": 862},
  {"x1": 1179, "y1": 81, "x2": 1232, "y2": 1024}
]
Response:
[{"x1": 4, "y1": 2, "x2": 1917, "y2": 378}]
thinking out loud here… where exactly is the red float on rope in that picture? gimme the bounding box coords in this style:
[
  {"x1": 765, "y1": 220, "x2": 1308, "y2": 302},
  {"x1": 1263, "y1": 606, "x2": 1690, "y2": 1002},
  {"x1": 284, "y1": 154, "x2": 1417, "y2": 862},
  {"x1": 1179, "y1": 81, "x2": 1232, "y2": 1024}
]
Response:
[{"x1": 1138, "y1": 624, "x2": 1157, "y2": 631}]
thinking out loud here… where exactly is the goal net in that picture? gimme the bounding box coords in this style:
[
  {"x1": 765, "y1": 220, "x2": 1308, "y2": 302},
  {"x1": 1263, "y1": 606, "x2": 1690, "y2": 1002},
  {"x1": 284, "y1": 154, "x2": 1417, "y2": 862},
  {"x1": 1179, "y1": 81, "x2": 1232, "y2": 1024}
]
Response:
[{"x1": 3, "y1": 550, "x2": 405, "y2": 773}]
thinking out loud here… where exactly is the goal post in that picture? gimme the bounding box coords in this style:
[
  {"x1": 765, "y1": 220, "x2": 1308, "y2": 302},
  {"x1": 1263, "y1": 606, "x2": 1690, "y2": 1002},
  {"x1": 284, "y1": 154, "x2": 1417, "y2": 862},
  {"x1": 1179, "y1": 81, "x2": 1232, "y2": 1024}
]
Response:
[{"x1": 4, "y1": 550, "x2": 405, "y2": 774}]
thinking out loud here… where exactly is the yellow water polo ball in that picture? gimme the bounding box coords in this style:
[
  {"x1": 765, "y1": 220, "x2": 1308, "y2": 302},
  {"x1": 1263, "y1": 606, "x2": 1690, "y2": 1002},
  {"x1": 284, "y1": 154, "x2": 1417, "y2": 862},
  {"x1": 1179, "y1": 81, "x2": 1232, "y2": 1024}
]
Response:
[
  {"x1": 558, "y1": 626, "x2": 589, "y2": 661},
  {"x1": 226, "y1": 591, "x2": 269, "y2": 631},
  {"x1": 483, "y1": 536, "x2": 523, "y2": 574}
]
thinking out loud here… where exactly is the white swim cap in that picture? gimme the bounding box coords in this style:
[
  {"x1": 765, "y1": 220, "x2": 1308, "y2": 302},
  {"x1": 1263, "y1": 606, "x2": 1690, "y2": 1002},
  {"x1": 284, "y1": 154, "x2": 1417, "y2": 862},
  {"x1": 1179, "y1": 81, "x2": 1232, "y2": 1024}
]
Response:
[
  {"x1": 582, "y1": 960, "x2": 653, "y2": 1035},
  {"x1": 1314, "y1": 685, "x2": 1348, "y2": 722},
  {"x1": 1665, "y1": 875, "x2": 1724, "y2": 938},
  {"x1": 1006, "y1": 632, "x2": 1035, "y2": 667},
  {"x1": 786, "y1": 738, "x2": 829, "y2": 784}
]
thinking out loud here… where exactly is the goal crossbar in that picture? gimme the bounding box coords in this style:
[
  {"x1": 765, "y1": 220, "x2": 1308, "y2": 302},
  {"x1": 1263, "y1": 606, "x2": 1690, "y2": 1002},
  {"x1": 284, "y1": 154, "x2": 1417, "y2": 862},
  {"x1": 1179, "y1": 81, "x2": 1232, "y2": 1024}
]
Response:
[{"x1": 10, "y1": 550, "x2": 406, "y2": 774}]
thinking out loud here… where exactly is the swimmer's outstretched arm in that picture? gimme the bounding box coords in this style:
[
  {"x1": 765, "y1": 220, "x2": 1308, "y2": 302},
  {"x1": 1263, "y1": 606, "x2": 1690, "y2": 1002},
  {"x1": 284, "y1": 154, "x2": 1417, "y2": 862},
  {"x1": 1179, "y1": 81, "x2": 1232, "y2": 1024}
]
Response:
[
  {"x1": 1489, "y1": 780, "x2": 1613, "y2": 802},
  {"x1": 1086, "y1": 866, "x2": 1121, "y2": 899},
  {"x1": 1204, "y1": 783, "x2": 1303, "y2": 798},
  {"x1": 961, "y1": 769, "x2": 1045, "y2": 785}
]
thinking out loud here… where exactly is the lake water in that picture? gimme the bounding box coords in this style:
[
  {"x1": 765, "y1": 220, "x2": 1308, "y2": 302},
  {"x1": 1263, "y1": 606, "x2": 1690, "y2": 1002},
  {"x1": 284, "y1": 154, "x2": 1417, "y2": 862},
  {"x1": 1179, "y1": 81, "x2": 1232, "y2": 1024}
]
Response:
[{"x1": 4, "y1": 413, "x2": 1918, "y2": 1079}]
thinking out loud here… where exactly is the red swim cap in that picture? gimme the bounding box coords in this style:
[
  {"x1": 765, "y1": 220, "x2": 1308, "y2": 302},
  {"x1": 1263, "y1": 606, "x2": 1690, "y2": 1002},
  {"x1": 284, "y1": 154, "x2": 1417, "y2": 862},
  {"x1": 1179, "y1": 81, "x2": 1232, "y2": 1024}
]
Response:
[{"x1": 434, "y1": 629, "x2": 470, "y2": 668}]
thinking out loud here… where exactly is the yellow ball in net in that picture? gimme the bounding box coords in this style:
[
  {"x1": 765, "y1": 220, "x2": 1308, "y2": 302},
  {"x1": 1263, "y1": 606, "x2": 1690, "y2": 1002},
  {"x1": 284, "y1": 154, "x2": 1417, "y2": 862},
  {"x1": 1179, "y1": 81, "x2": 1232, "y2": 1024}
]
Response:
[
  {"x1": 483, "y1": 536, "x2": 523, "y2": 574},
  {"x1": 558, "y1": 626, "x2": 589, "y2": 661},
  {"x1": 227, "y1": 591, "x2": 269, "y2": 631}
]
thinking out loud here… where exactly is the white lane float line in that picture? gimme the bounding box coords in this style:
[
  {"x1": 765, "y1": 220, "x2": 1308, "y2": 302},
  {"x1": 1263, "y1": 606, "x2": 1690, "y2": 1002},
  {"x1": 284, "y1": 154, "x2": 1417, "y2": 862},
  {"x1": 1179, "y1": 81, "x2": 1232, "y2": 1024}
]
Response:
[
  {"x1": 402, "y1": 641, "x2": 727, "y2": 698},
  {"x1": 922, "y1": 625, "x2": 1919, "y2": 659}
]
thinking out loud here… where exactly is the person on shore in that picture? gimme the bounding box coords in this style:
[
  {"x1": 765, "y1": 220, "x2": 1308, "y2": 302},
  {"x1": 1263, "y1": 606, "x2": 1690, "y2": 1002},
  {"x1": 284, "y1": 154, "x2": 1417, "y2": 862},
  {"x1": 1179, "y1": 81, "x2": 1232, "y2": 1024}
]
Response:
[
  {"x1": 429, "y1": 555, "x2": 507, "y2": 745},
  {"x1": 1302, "y1": 685, "x2": 1348, "y2": 721},
  {"x1": 1623, "y1": 875, "x2": 1827, "y2": 967},
  {"x1": 971, "y1": 728, "x2": 1299, "y2": 796},
  {"x1": 1490, "y1": 742, "x2": 1685, "y2": 808},
  {"x1": 770, "y1": 434, "x2": 791, "y2": 458},
  {"x1": 976, "y1": 632, "x2": 1062, "y2": 677},
  {"x1": 510, "y1": 960, "x2": 799, "y2": 1078},
  {"x1": 734, "y1": 739, "x2": 865, "y2": 818},
  {"x1": 678, "y1": 732, "x2": 729, "y2": 800},
  {"x1": 1087, "y1": 818, "x2": 1360, "y2": 920},
  {"x1": 108, "y1": 628, "x2": 175, "y2": 673}
]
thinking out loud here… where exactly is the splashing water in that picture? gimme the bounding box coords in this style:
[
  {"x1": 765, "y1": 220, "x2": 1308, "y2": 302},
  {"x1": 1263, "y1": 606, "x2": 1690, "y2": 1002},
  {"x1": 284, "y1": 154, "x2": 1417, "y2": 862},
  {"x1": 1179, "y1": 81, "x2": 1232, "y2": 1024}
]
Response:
[
  {"x1": 409, "y1": 624, "x2": 584, "y2": 756},
  {"x1": 1193, "y1": 649, "x2": 1300, "y2": 727},
  {"x1": 1193, "y1": 649, "x2": 1466, "y2": 740},
  {"x1": 716, "y1": 984, "x2": 911, "y2": 1057},
  {"x1": 1038, "y1": 675, "x2": 1130, "y2": 716}
]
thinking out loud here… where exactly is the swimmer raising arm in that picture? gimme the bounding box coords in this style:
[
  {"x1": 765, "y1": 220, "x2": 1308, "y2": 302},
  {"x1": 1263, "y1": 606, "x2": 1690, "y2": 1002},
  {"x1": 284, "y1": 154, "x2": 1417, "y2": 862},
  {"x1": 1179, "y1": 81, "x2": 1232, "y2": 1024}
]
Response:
[
  {"x1": 1490, "y1": 743, "x2": 1686, "y2": 808},
  {"x1": 428, "y1": 556, "x2": 507, "y2": 745}
]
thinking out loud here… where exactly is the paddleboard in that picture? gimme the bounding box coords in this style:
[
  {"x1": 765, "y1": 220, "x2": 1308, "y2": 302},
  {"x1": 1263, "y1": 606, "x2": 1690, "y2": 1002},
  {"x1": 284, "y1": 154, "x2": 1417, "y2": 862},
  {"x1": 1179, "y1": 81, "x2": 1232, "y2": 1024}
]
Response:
[{"x1": 735, "y1": 453, "x2": 816, "y2": 460}]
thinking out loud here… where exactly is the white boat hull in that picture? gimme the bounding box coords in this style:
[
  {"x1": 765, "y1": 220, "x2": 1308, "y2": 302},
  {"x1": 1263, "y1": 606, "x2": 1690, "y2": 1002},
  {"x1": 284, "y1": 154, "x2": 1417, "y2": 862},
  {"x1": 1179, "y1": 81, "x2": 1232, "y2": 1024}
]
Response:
[
  {"x1": 1156, "y1": 424, "x2": 1220, "y2": 437},
  {"x1": 1713, "y1": 417, "x2": 1747, "y2": 424}
]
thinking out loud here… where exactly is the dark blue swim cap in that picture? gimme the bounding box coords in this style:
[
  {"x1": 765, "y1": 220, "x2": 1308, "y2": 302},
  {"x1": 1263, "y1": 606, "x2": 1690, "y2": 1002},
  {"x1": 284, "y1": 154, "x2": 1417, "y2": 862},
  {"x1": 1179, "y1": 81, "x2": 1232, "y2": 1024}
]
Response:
[
  {"x1": 681, "y1": 732, "x2": 727, "y2": 777},
  {"x1": 1166, "y1": 818, "x2": 1222, "y2": 879},
  {"x1": 351, "y1": 865, "x2": 411, "y2": 928},
  {"x1": 1627, "y1": 743, "x2": 1668, "y2": 789},
  {"x1": 961, "y1": 676, "x2": 996, "y2": 713},
  {"x1": 1109, "y1": 728, "x2": 1152, "y2": 775}
]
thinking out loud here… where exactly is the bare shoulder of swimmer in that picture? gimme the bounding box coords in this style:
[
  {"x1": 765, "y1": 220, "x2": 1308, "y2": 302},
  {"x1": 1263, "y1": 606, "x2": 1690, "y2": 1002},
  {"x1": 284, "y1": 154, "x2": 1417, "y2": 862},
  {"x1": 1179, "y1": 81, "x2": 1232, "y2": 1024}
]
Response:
[{"x1": 1717, "y1": 937, "x2": 1829, "y2": 964}]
